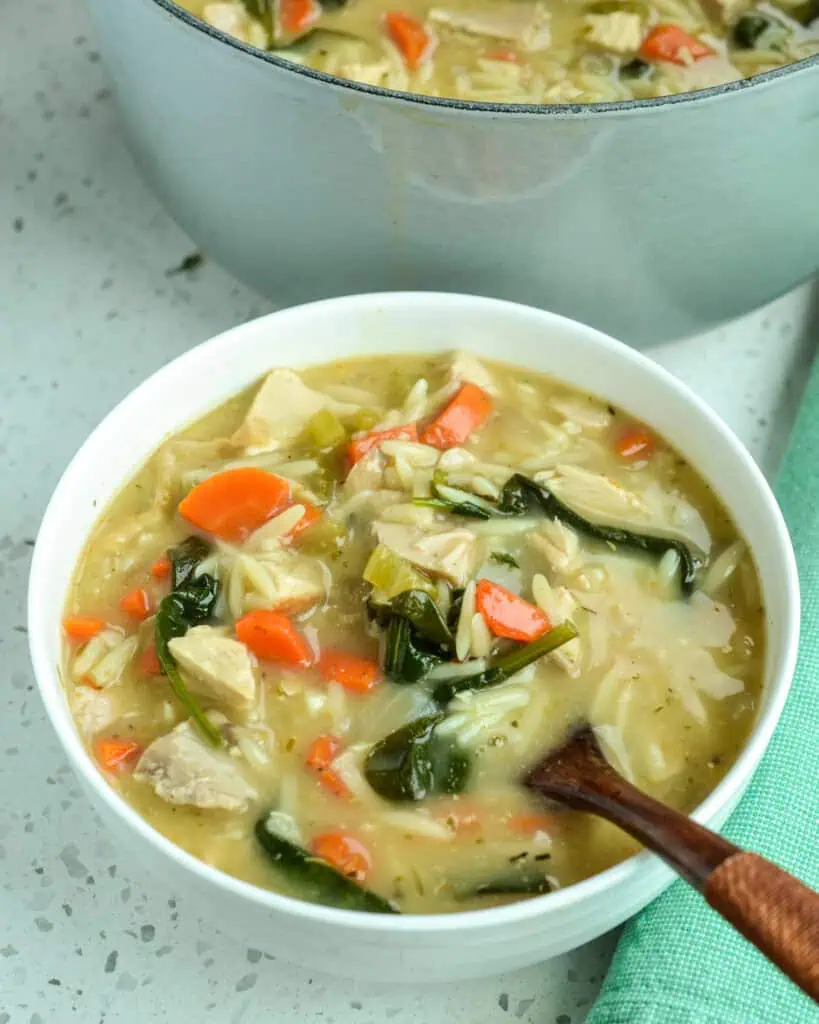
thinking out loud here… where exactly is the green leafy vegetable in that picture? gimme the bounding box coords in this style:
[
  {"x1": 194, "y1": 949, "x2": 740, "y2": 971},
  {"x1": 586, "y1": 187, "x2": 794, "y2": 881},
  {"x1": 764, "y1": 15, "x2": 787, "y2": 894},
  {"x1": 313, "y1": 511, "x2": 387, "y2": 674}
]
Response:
[
  {"x1": 620, "y1": 57, "x2": 652, "y2": 78},
  {"x1": 364, "y1": 713, "x2": 470, "y2": 801},
  {"x1": 497, "y1": 474, "x2": 699, "y2": 595},
  {"x1": 490, "y1": 551, "x2": 520, "y2": 569},
  {"x1": 457, "y1": 872, "x2": 553, "y2": 900},
  {"x1": 254, "y1": 817, "x2": 398, "y2": 913},
  {"x1": 383, "y1": 616, "x2": 443, "y2": 684},
  {"x1": 363, "y1": 544, "x2": 436, "y2": 600},
  {"x1": 391, "y1": 590, "x2": 453, "y2": 647},
  {"x1": 413, "y1": 480, "x2": 495, "y2": 520},
  {"x1": 154, "y1": 574, "x2": 222, "y2": 746},
  {"x1": 432, "y1": 621, "x2": 579, "y2": 705},
  {"x1": 732, "y1": 11, "x2": 791, "y2": 49},
  {"x1": 168, "y1": 536, "x2": 211, "y2": 590}
]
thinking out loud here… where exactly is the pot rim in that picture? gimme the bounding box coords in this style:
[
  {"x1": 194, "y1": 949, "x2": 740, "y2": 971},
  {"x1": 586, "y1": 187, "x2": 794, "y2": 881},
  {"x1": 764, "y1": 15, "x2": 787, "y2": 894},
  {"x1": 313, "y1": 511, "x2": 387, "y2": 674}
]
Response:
[{"x1": 147, "y1": 0, "x2": 819, "y2": 117}]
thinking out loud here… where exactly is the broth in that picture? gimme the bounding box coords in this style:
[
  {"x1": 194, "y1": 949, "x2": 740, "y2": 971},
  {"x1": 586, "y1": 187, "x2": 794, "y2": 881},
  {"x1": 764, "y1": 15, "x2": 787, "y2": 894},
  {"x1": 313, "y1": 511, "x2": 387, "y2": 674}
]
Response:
[{"x1": 63, "y1": 351, "x2": 763, "y2": 914}]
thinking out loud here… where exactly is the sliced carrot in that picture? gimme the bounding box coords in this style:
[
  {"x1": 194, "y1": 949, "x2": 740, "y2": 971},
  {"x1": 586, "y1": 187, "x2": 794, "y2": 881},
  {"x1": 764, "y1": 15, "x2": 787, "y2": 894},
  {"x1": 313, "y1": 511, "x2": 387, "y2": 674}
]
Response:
[
  {"x1": 486, "y1": 48, "x2": 519, "y2": 62},
  {"x1": 506, "y1": 812, "x2": 559, "y2": 837},
  {"x1": 346, "y1": 423, "x2": 418, "y2": 469},
  {"x1": 96, "y1": 738, "x2": 142, "y2": 772},
  {"x1": 139, "y1": 643, "x2": 163, "y2": 676},
  {"x1": 305, "y1": 735, "x2": 351, "y2": 799},
  {"x1": 235, "y1": 610, "x2": 313, "y2": 667},
  {"x1": 119, "y1": 587, "x2": 152, "y2": 621},
  {"x1": 178, "y1": 468, "x2": 291, "y2": 542},
  {"x1": 318, "y1": 649, "x2": 380, "y2": 694},
  {"x1": 311, "y1": 831, "x2": 372, "y2": 881},
  {"x1": 419, "y1": 383, "x2": 493, "y2": 450},
  {"x1": 615, "y1": 423, "x2": 655, "y2": 461},
  {"x1": 277, "y1": 0, "x2": 320, "y2": 36},
  {"x1": 150, "y1": 554, "x2": 172, "y2": 580},
  {"x1": 305, "y1": 734, "x2": 342, "y2": 771},
  {"x1": 282, "y1": 502, "x2": 322, "y2": 545},
  {"x1": 81, "y1": 675, "x2": 103, "y2": 691},
  {"x1": 63, "y1": 615, "x2": 106, "y2": 642},
  {"x1": 384, "y1": 11, "x2": 433, "y2": 70},
  {"x1": 639, "y1": 24, "x2": 713, "y2": 64},
  {"x1": 475, "y1": 579, "x2": 550, "y2": 643}
]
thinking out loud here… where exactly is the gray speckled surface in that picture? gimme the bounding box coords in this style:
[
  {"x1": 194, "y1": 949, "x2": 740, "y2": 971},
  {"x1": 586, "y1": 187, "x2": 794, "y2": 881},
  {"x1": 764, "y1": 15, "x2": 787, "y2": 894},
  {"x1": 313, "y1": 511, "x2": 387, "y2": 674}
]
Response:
[{"x1": 1, "y1": 0, "x2": 817, "y2": 1020}]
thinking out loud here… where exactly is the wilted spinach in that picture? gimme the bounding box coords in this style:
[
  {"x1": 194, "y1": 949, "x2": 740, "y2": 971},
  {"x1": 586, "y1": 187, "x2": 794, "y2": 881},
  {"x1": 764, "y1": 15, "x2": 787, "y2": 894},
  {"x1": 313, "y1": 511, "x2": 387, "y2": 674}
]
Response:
[
  {"x1": 255, "y1": 817, "x2": 398, "y2": 913},
  {"x1": 364, "y1": 713, "x2": 470, "y2": 801},
  {"x1": 168, "y1": 535, "x2": 211, "y2": 590}
]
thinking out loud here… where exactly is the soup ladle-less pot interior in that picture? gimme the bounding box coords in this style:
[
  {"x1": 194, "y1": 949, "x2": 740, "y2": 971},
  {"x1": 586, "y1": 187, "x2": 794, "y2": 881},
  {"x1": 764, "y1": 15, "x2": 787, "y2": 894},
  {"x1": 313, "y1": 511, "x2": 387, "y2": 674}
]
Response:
[{"x1": 525, "y1": 726, "x2": 819, "y2": 1001}]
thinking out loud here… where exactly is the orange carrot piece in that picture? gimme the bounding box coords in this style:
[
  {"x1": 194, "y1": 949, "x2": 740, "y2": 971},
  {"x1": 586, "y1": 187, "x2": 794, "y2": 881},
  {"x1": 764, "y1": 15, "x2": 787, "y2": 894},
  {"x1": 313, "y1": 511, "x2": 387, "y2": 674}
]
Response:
[
  {"x1": 305, "y1": 734, "x2": 351, "y2": 798},
  {"x1": 278, "y1": 0, "x2": 320, "y2": 36},
  {"x1": 96, "y1": 738, "x2": 142, "y2": 772},
  {"x1": 63, "y1": 615, "x2": 106, "y2": 642},
  {"x1": 615, "y1": 423, "x2": 655, "y2": 461},
  {"x1": 81, "y1": 675, "x2": 103, "y2": 691},
  {"x1": 419, "y1": 383, "x2": 493, "y2": 450},
  {"x1": 119, "y1": 587, "x2": 152, "y2": 621},
  {"x1": 150, "y1": 554, "x2": 172, "y2": 579},
  {"x1": 305, "y1": 734, "x2": 342, "y2": 771},
  {"x1": 346, "y1": 423, "x2": 418, "y2": 469},
  {"x1": 475, "y1": 579, "x2": 550, "y2": 643},
  {"x1": 282, "y1": 502, "x2": 322, "y2": 545},
  {"x1": 486, "y1": 48, "x2": 519, "y2": 62},
  {"x1": 311, "y1": 831, "x2": 372, "y2": 880},
  {"x1": 384, "y1": 11, "x2": 433, "y2": 70},
  {"x1": 506, "y1": 812, "x2": 559, "y2": 837},
  {"x1": 318, "y1": 649, "x2": 380, "y2": 694},
  {"x1": 139, "y1": 643, "x2": 163, "y2": 676},
  {"x1": 639, "y1": 24, "x2": 713, "y2": 64},
  {"x1": 178, "y1": 467, "x2": 291, "y2": 542},
  {"x1": 235, "y1": 610, "x2": 313, "y2": 667}
]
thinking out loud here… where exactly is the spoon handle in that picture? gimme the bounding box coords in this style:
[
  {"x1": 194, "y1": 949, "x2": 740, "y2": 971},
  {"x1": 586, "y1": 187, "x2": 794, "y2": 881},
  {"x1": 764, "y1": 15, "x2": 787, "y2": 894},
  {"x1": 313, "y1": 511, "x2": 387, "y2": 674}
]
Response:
[
  {"x1": 526, "y1": 738, "x2": 819, "y2": 1001},
  {"x1": 704, "y1": 852, "x2": 819, "y2": 1001}
]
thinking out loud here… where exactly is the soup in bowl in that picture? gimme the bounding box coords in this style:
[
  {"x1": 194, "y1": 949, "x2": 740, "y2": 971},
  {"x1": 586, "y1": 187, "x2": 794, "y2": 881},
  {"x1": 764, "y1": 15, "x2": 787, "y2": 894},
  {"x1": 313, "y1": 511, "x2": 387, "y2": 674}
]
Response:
[{"x1": 29, "y1": 294, "x2": 798, "y2": 979}]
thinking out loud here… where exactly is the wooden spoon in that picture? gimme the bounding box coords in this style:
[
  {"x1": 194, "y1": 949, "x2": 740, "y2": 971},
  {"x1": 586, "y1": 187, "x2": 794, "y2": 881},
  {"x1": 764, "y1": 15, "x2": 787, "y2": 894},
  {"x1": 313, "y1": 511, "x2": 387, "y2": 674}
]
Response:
[{"x1": 524, "y1": 725, "x2": 819, "y2": 1002}]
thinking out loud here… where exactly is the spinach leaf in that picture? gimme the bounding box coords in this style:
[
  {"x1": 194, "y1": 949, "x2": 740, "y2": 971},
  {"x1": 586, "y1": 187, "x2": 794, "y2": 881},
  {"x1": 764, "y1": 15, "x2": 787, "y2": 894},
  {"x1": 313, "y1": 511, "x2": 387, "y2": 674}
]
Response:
[
  {"x1": 458, "y1": 872, "x2": 553, "y2": 900},
  {"x1": 383, "y1": 616, "x2": 442, "y2": 684},
  {"x1": 732, "y1": 11, "x2": 790, "y2": 48},
  {"x1": 154, "y1": 574, "x2": 222, "y2": 746},
  {"x1": 364, "y1": 713, "x2": 470, "y2": 801},
  {"x1": 432, "y1": 620, "x2": 578, "y2": 705},
  {"x1": 497, "y1": 474, "x2": 699, "y2": 595},
  {"x1": 391, "y1": 590, "x2": 453, "y2": 648},
  {"x1": 168, "y1": 536, "x2": 211, "y2": 590},
  {"x1": 255, "y1": 817, "x2": 398, "y2": 914},
  {"x1": 413, "y1": 497, "x2": 492, "y2": 520}
]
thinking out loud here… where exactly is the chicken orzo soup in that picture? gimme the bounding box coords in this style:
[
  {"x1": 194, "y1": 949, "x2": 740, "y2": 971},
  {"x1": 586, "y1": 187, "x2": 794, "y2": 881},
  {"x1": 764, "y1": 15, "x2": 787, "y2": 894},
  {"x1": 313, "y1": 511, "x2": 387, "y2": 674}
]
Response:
[
  {"x1": 184, "y1": 0, "x2": 819, "y2": 104},
  {"x1": 63, "y1": 351, "x2": 763, "y2": 914}
]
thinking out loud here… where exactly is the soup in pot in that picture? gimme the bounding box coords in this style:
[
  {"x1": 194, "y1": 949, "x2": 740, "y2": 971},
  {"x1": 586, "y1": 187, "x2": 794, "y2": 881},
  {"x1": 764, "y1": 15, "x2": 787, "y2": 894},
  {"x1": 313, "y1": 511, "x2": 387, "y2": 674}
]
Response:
[
  {"x1": 63, "y1": 351, "x2": 763, "y2": 914},
  {"x1": 181, "y1": 0, "x2": 818, "y2": 103}
]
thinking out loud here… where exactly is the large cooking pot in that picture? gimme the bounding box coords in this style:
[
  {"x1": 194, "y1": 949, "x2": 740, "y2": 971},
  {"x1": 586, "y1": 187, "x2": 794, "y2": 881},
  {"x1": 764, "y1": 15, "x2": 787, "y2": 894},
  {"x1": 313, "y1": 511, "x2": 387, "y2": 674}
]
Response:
[{"x1": 87, "y1": 0, "x2": 819, "y2": 344}]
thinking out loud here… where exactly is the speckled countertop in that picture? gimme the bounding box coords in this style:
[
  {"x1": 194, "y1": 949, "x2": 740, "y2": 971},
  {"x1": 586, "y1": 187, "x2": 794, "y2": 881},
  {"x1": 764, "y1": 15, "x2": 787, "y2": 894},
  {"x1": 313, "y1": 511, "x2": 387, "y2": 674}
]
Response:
[{"x1": 1, "y1": 1, "x2": 818, "y2": 1021}]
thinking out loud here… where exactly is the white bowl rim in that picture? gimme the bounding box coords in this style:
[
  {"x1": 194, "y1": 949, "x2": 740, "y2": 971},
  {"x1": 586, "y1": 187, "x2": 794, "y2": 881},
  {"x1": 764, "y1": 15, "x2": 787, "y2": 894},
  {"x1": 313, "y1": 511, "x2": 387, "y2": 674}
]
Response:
[{"x1": 28, "y1": 291, "x2": 800, "y2": 935}]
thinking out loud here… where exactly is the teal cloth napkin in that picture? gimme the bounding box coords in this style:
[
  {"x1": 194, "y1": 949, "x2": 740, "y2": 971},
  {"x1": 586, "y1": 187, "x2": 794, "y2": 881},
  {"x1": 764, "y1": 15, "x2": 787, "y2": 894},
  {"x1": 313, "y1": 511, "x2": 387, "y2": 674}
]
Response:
[{"x1": 586, "y1": 358, "x2": 819, "y2": 1024}]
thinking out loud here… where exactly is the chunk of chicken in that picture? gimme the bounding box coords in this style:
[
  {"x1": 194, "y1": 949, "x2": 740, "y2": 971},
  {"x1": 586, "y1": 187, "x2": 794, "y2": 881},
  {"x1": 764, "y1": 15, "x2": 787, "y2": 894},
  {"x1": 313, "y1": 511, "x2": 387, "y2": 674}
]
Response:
[
  {"x1": 232, "y1": 549, "x2": 326, "y2": 616},
  {"x1": 134, "y1": 717, "x2": 258, "y2": 811},
  {"x1": 231, "y1": 369, "x2": 355, "y2": 454},
  {"x1": 168, "y1": 626, "x2": 257, "y2": 709},
  {"x1": 71, "y1": 688, "x2": 116, "y2": 738},
  {"x1": 202, "y1": 2, "x2": 269, "y2": 47},
  {"x1": 373, "y1": 522, "x2": 477, "y2": 586},
  {"x1": 665, "y1": 55, "x2": 741, "y2": 91},
  {"x1": 584, "y1": 12, "x2": 642, "y2": 53},
  {"x1": 429, "y1": 3, "x2": 551, "y2": 50},
  {"x1": 448, "y1": 350, "x2": 498, "y2": 395},
  {"x1": 531, "y1": 573, "x2": 582, "y2": 676}
]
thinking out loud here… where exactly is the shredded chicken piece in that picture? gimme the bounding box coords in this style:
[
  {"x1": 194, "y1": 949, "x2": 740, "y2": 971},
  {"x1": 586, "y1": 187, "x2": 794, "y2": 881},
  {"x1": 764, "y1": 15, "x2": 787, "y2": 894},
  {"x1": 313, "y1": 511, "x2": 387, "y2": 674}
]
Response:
[
  {"x1": 584, "y1": 12, "x2": 642, "y2": 54},
  {"x1": 429, "y1": 4, "x2": 551, "y2": 50},
  {"x1": 373, "y1": 521, "x2": 477, "y2": 586},
  {"x1": 169, "y1": 625, "x2": 257, "y2": 709}
]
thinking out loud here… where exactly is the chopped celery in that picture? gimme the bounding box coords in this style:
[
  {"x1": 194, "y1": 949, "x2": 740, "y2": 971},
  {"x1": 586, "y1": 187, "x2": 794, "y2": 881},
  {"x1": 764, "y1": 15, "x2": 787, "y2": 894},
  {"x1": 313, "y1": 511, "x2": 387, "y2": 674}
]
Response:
[
  {"x1": 363, "y1": 545, "x2": 436, "y2": 600},
  {"x1": 347, "y1": 408, "x2": 381, "y2": 433},
  {"x1": 306, "y1": 408, "x2": 347, "y2": 449},
  {"x1": 299, "y1": 517, "x2": 345, "y2": 556}
]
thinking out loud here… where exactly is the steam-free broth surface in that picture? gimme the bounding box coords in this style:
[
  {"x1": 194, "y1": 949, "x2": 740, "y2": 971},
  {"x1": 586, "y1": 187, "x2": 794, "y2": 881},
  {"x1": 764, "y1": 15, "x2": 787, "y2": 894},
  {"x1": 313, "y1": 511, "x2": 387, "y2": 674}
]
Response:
[
  {"x1": 183, "y1": 0, "x2": 819, "y2": 104},
  {"x1": 63, "y1": 352, "x2": 763, "y2": 914}
]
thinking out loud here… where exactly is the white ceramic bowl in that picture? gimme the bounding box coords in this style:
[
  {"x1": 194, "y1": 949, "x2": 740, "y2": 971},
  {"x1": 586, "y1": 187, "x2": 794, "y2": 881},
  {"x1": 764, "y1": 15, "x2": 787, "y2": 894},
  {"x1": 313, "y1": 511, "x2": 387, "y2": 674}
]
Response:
[{"x1": 28, "y1": 293, "x2": 799, "y2": 983}]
